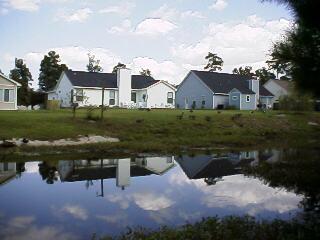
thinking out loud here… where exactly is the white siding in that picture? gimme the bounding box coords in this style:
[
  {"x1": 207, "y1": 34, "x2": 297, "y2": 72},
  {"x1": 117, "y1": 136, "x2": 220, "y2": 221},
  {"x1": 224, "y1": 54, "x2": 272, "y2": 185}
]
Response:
[
  {"x1": 48, "y1": 73, "x2": 74, "y2": 107},
  {"x1": 79, "y1": 89, "x2": 119, "y2": 107},
  {"x1": 0, "y1": 75, "x2": 18, "y2": 110},
  {"x1": 117, "y1": 68, "x2": 131, "y2": 107},
  {"x1": 264, "y1": 80, "x2": 288, "y2": 103},
  {"x1": 146, "y1": 82, "x2": 175, "y2": 108}
]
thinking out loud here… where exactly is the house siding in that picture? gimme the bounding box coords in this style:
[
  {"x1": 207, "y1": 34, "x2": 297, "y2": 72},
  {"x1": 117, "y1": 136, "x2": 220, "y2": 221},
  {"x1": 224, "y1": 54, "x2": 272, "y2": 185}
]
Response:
[
  {"x1": 240, "y1": 94, "x2": 256, "y2": 110},
  {"x1": 0, "y1": 76, "x2": 17, "y2": 110},
  {"x1": 48, "y1": 73, "x2": 74, "y2": 107},
  {"x1": 229, "y1": 91, "x2": 241, "y2": 109},
  {"x1": 213, "y1": 95, "x2": 229, "y2": 109},
  {"x1": 264, "y1": 80, "x2": 288, "y2": 103},
  {"x1": 146, "y1": 82, "x2": 175, "y2": 108},
  {"x1": 176, "y1": 72, "x2": 213, "y2": 109}
]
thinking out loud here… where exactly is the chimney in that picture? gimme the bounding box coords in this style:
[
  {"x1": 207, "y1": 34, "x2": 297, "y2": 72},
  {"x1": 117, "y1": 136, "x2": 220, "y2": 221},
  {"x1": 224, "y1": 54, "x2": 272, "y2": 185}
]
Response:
[
  {"x1": 117, "y1": 68, "x2": 131, "y2": 107},
  {"x1": 248, "y1": 79, "x2": 260, "y2": 103}
]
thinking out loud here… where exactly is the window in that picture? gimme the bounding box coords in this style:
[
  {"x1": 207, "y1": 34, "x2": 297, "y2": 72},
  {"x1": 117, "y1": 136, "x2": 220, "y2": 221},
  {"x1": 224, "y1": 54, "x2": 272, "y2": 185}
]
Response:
[
  {"x1": 201, "y1": 96, "x2": 206, "y2": 106},
  {"x1": 75, "y1": 89, "x2": 84, "y2": 102},
  {"x1": 246, "y1": 95, "x2": 251, "y2": 102},
  {"x1": 131, "y1": 92, "x2": 136, "y2": 103},
  {"x1": 142, "y1": 94, "x2": 147, "y2": 102},
  {"x1": 232, "y1": 96, "x2": 238, "y2": 101},
  {"x1": 245, "y1": 152, "x2": 250, "y2": 158},
  {"x1": 167, "y1": 92, "x2": 173, "y2": 104},
  {"x1": 3, "y1": 89, "x2": 14, "y2": 102},
  {"x1": 109, "y1": 90, "x2": 115, "y2": 105}
]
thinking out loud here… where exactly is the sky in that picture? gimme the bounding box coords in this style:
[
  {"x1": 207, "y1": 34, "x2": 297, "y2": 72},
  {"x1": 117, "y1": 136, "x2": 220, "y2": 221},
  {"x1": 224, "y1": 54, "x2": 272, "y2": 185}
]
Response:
[{"x1": 0, "y1": 0, "x2": 292, "y2": 88}]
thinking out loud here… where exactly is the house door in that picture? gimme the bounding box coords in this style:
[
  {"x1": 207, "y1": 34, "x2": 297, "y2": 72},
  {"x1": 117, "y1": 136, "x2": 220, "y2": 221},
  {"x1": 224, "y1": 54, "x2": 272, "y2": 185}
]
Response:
[{"x1": 184, "y1": 97, "x2": 189, "y2": 109}]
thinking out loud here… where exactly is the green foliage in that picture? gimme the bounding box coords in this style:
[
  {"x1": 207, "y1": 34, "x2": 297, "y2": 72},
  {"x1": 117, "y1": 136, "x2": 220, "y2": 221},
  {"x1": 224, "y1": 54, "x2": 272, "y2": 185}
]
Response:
[
  {"x1": 10, "y1": 58, "x2": 32, "y2": 106},
  {"x1": 204, "y1": 52, "x2": 223, "y2": 72},
  {"x1": 46, "y1": 100, "x2": 60, "y2": 110},
  {"x1": 278, "y1": 93, "x2": 314, "y2": 111},
  {"x1": 263, "y1": 0, "x2": 320, "y2": 97},
  {"x1": 255, "y1": 67, "x2": 276, "y2": 84},
  {"x1": 225, "y1": 105, "x2": 237, "y2": 110},
  {"x1": 86, "y1": 106, "x2": 100, "y2": 121},
  {"x1": 112, "y1": 62, "x2": 127, "y2": 73},
  {"x1": 232, "y1": 66, "x2": 254, "y2": 77},
  {"x1": 140, "y1": 68, "x2": 152, "y2": 77},
  {"x1": 38, "y1": 51, "x2": 68, "y2": 91},
  {"x1": 87, "y1": 53, "x2": 103, "y2": 73}
]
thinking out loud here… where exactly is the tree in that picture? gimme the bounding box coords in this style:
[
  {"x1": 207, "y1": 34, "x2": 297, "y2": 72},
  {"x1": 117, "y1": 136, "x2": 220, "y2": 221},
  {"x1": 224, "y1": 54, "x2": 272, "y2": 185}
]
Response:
[
  {"x1": 232, "y1": 66, "x2": 255, "y2": 77},
  {"x1": 204, "y1": 52, "x2": 223, "y2": 72},
  {"x1": 39, "y1": 51, "x2": 68, "y2": 91},
  {"x1": 254, "y1": 67, "x2": 276, "y2": 84},
  {"x1": 263, "y1": 0, "x2": 320, "y2": 97},
  {"x1": 140, "y1": 68, "x2": 152, "y2": 77},
  {"x1": 112, "y1": 62, "x2": 126, "y2": 73},
  {"x1": 10, "y1": 58, "x2": 32, "y2": 106},
  {"x1": 86, "y1": 53, "x2": 103, "y2": 73}
]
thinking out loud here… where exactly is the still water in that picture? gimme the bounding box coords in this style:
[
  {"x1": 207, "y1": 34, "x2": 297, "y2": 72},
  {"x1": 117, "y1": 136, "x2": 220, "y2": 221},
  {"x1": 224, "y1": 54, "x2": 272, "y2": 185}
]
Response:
[{"x1": 0, "y1": 149, "x2": 318, "y2": 239}]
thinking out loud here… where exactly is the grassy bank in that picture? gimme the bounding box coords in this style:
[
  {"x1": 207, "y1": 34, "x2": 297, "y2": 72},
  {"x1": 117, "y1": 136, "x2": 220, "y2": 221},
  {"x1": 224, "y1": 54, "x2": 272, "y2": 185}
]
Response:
[
  {"x1": 0, "y1": 109, "x2": 320, "y2": 155},
  {"x1": 97, "y1": 216, "x2": 319, "y2": 240}
]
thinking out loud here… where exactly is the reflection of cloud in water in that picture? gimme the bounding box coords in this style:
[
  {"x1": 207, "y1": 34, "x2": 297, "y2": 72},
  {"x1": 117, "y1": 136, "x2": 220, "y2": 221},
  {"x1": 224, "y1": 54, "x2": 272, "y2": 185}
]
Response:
[
  {"x1": 61, "y1": 204, "x2": 88, "y2": 220},
  {"x1": 133, "y1": 192, "x2": 175, "y2": 211},
  {"x1": 25, "y1": 162, "x2": 41, "y2": 174},
  {"x1": 0, "y1": 216, "x2": 78, "y2": 240},
  {"x1": 169, "y1": 171, "x2": 301, "y2": 216},
  {"x1": 96, "y1": 213, "x2": 129, "y2": 226},
  {"x1": 105, "y1": 193, "x2": 130, "y2": 210}
]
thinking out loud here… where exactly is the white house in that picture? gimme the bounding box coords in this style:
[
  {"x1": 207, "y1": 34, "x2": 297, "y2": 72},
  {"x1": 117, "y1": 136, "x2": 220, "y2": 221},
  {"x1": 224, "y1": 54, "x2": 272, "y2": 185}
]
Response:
[
  {"x1": 176, "y1": 71, "x2": 274, "y2": 110},
  {"x1": 0, "y1": 73, "x2": 21, "y2": 110},
  {"x1": 48, "y1": 68, "x2": 176, "y2": 108},
  {"x1": 264, "y1": 79, "x2": 293, "y2": 104}
]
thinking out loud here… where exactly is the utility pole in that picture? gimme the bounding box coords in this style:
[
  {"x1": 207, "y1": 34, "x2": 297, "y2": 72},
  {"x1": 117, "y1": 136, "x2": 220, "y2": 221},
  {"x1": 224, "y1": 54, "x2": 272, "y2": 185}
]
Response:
[{"x1": 101, "y1": 87, "x2": 105, "y2": 120}]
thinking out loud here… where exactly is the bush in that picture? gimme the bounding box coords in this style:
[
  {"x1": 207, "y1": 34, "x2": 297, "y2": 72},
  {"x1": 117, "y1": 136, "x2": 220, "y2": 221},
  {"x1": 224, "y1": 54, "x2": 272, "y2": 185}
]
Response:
[
  {"x1": 225, "y1": 105, "x2": 238, "y2": 110},
  {"x1": 46, "y1": 100, "x2": 60, "y2": 110},
  {"x1": 279, "y1": 94, "x2": 314, "y2": 111},
  {"x1": 86, "y1": 106, "x2": 99, "y2": 121}
]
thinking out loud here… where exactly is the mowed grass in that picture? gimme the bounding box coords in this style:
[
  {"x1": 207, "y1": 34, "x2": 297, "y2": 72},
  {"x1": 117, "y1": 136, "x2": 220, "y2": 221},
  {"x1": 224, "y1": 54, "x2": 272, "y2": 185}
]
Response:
[{"x1": 0, "y1": 109, "x2": 320, "y2": 153}]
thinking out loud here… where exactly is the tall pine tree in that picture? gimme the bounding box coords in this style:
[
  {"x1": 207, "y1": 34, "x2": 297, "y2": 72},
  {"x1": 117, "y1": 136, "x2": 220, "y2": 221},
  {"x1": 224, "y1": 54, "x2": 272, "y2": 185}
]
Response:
[
  {"x1": 10, "y1": 58, "x2": 32, "y2": 106},
  {"x1": 38, "y1": 51, "x2": 68, "y2": 91}
]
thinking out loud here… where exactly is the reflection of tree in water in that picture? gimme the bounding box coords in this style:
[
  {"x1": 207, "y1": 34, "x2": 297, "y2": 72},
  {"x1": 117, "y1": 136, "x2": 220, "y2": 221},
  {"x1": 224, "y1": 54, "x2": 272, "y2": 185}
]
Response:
[
  {"x1": 244, "y1": 149, "x2": 320, "y2": 223},
  {"x1": 16, "y1": 162, "x2": 25, "y2": 177},
  {"x1": 204, "y1": 177, "x2": 223, "y2": 186},
  {"x1": 38, "y1": 162, "x2": 58, "y2": 184}
]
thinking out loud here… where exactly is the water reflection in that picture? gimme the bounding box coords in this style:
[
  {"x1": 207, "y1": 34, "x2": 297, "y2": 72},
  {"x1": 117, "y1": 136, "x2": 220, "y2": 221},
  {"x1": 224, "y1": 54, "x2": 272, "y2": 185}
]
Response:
[{"x1": 0, "y1": 149, "x2": 318, "y2": 239}]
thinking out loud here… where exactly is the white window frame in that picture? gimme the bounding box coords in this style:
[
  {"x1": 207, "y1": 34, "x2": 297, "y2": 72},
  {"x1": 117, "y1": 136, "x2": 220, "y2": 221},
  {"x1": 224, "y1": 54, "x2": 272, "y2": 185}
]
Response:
[
  {"x1": 167, "y1": 92, "x2": 173, "y2": 104},
  {"x1": 75, "y1": 89, "x2": 84, "y2": 102},
  {"x1": 109, "y1": 90, "x2": 115, "y2": 105},
  {"x1": 246, "y1": 95, "x2": 251, "y2": 102},
  {"x1": 0, "y1": 88, "x2": 14, "y2": 103}
]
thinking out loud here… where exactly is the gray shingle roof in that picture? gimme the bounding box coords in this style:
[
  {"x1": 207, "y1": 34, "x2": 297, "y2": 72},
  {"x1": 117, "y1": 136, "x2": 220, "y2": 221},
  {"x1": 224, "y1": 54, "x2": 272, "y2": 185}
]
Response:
[
  {"x1": 259, "y1": 85, "x2": 274, "y2": 97},
  {"x1": 191, "y1": 70, "x2": 255, "y2": 94},
  {"x1": 64, "y1": 70, "x2": 159, "y2": 89}
]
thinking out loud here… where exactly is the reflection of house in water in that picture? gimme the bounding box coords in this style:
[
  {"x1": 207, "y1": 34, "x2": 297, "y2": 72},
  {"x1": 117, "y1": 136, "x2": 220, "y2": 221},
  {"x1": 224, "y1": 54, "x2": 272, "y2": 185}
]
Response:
[
  {"x1": 58, "y1": 157, "x2": 175, "y2": 190},
  {"x1": 175, "y1": 152, "x2": 258, "y2": 185},
  {"x1": 0, "y1": 162, "x2": 16, "y2": 185}
]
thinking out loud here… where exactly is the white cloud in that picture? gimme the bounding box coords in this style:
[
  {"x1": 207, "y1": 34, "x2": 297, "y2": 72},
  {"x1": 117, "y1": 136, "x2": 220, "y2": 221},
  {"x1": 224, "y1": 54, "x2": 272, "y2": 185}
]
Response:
[
  {"x1": 61, "y1": 204, "x2": 88, "y2": 220},
  {"x1": 133, "y1": 192, "x2": 175, "y2": 211},
  {"x1": 4, "y1": 0, "x2": 40, "y2": 12},
  {"x1": 107, "y1": 19, "x2": 132, "y2": 34},
  {"x1": 135, "y1": 18, "x2": 177, "y2": 36},
  {"x1": 171, "y1": 15, "x2": 291, "y2": 73},
  {"x1": 149, "y1": 4, "x2": 205, "y2": 22},
  {"x1": 0, "y1": 8, "x2": 9, "y2": 15},
  {"x1": 99, "y1": 1, "x2": 135, "y2": 16},
  {"x1": 56, "y1": 8, "x2": 92, "y2": 22},
  {"x1": 209, "y1": 0, "x2": 228, "y2": 11}
]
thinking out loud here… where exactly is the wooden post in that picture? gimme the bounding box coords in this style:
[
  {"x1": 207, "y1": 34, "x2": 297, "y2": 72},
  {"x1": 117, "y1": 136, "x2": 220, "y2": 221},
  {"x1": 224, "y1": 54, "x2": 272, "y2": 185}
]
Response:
[{"x1": 101, "y1": 87, "x2": 105, "y2": 120}]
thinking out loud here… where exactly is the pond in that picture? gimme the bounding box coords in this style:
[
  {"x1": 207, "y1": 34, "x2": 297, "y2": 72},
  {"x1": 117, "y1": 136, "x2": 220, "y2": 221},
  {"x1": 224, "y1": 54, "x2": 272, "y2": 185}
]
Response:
[{"x1": 0, "y1": 148, "x2": 319, "y2": 239}]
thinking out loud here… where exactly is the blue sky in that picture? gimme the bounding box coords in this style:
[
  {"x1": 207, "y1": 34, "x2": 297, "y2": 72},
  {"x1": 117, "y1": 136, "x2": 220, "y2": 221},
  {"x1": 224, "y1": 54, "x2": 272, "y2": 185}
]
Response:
[{"x1": 0, "y1": 0, "x2": 292, "y2": 87}]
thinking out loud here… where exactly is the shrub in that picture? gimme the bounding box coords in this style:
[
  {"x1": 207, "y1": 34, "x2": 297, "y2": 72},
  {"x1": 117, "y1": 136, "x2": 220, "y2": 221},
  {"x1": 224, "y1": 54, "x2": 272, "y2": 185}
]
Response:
[
  {"x1": 225, "y1": 105, "x2": 238, "y2": 110},
  {"x1": 205, "y1": 116, "x2": 212, "y2": 122},
  {"x1": 279, "y1": 94, "x2": 314, "y2": 111},
  {"x1": 86, "y1": 106, "x2": 99, "y2": 121}
]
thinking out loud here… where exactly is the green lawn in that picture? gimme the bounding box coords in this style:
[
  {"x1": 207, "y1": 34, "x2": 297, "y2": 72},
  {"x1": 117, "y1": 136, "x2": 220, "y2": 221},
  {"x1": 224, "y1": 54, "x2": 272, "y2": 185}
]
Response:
[{"x1": 0, "y1": 109, "x2": 319, "y2": 154}]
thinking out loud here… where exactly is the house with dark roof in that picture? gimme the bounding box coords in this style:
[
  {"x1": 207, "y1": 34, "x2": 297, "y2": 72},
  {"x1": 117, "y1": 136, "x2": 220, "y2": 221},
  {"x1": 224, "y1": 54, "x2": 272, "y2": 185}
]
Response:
[
  {"x1": 176, "y1": 70, "x2": 274, "y2": 110},
  {"x1": 48, "y1": 68, "x2": 176, "y2": 108}
]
